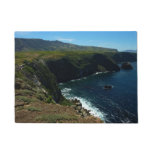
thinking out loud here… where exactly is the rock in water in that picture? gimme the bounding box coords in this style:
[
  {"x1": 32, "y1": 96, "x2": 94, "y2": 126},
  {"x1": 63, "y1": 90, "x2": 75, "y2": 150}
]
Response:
[
  {"x1": 121, "y1": 62, "x2": 133, "y2": 70},
  {"x1": 104, "y1": 85, "x2": 112, "y2": 90}
]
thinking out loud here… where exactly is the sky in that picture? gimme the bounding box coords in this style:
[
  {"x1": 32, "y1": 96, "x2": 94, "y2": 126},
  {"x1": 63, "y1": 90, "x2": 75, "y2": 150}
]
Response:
[{"x1": 15, "y1": 31, "x2": 137, "y2": 51}]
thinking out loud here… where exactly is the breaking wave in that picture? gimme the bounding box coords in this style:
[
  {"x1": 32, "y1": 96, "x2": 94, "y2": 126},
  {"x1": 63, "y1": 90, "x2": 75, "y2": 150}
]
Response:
[{"x1": 61, "y1": 87, "x2": 107, "y2": 122}]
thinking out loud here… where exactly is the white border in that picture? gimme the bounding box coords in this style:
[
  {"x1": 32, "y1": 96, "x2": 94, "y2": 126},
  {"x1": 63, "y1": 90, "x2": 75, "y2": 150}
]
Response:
[{"x1": 0, "y1": 0, "x2": 152, "y2": 152}]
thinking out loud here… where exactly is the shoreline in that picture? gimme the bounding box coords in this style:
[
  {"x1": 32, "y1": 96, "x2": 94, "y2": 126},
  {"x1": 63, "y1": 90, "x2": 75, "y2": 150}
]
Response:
[
  {"x1": 59, "y1": 61, "x2": 137, "y2": 122},
  {"x1": 72, "y1": 97, "x2": 106, "y2": 122},
  {"x1": 59, "y1": 70, "x2": 111, "y2": 85},
  {"x1": 69, "y1": 98, "x2": 105, "y2": 122},
  {"x1": 59, "y1": 71, "x2": 110, "y2": 122}
]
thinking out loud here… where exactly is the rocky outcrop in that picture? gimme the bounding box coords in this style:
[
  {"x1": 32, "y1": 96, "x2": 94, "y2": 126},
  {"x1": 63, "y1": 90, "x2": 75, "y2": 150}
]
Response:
[
  {"x1": 104, "y1": 85, "x2": 112, "y2": 90},
  {"x1": 70, "y1": 99, "x2": 91, "y2": 117},
  {"x1": 121, "y1": 62, "x2": 133, "y2": 70}
]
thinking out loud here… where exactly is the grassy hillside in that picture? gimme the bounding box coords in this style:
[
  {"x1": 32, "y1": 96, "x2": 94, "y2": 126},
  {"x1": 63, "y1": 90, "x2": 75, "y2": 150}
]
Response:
[
  {"x1": 15, "y1": 50, "x2": 136, "y2": 123},
  {"x1": 15, "y1": 38, "x2": 118, "y2": 52}
]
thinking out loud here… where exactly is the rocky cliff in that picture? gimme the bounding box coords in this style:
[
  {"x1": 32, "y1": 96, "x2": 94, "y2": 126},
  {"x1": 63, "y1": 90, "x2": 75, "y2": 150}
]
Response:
[
  {"x1": 15, "y1": 58, "x2": 103, "y2": 123},
  {"x1": 15, "y1": 51, "x2": 136, "y2": 123},
  {"x1": 46, "y1": 53, "x2": 120, "y2": 82}
]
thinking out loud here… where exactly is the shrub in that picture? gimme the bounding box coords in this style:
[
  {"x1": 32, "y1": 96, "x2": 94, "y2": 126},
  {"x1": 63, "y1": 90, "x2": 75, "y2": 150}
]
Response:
[{"x1": 46, "y1": 96, "x2": 56, "y2": 104}]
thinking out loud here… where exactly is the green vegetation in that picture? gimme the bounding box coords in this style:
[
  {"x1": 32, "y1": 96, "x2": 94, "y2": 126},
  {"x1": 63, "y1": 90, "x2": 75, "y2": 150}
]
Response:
[
  {"x1": 35, "y1": 114, "x2": 78, "y2": 123},
  {"x1": 15, "y1": 95, "x2": 41, "y2": 103},
  {"x1": 15, "y1": 50, "x2": 136, "y2": 105},
  {"x1": 15, "y1": 39, "x2": 137, "y2": 123},
  {"x1": 46, "y1": 96, "x2": 56, "y2": 104},
  {"x1": 60, "y1": 99, "x2": 74, "y2": 106},
  {"x1": 36, "y1": 93, "x2": 46, "y2": 101},
  {"x1": 15, "y1": 89, "x2": 34, "y2": 96},
  {"x1": 16, "y1": 96, "x2": 34, "y2": 103}
]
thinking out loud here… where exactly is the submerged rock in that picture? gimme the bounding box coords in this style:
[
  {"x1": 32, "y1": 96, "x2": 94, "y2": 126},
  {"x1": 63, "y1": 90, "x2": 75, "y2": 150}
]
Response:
[
  {"x1": 104, "y1": 85, "x2": 112, "y2": 90},
  {"x1": 121, "y1": 62, "x2": 133, "y2": 70}
]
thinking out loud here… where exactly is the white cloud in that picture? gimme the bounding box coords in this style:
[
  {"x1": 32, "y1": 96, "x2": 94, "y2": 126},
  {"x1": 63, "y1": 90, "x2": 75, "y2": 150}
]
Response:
[{"x1": 57, "y1": 38, "x2": 74, "y2": 42}]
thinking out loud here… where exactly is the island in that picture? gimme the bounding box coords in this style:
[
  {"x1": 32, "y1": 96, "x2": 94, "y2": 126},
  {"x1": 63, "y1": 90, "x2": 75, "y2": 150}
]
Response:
[
  {"x1": 121, "y1": 62, "x2": 133, "y2": 70},
  {"x1": 15, "y1": 38, "x2": 137, "y2": 123}
]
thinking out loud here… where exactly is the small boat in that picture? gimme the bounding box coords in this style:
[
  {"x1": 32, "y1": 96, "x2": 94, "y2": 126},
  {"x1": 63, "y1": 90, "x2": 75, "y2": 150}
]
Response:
[{"x1": 104, "y1": 85, "x2": 112, "y2": 90}]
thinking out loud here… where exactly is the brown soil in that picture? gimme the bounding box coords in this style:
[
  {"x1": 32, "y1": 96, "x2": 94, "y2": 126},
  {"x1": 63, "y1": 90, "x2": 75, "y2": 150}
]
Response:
[{"x1": 15, "y1": 101, "x2": 103, "y2": 123}]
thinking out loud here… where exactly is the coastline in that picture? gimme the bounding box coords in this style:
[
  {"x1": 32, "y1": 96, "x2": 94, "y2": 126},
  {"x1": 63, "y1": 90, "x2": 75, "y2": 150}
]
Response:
[
  {"x1": 59, "y1": 71, "x2": 109, "y2": 122},
  {"x1": 59, "y1": 61, "x2": 137, "y2": 123},
  {"x1": 15, "y1": 49, "x2": 137, "y2": 123},
  {"x1": 68, "y1": 98, "x2": 104, "y2": 122},
  {"x1": 71, "y1": 97, "x2": 106, "y2": 122}
]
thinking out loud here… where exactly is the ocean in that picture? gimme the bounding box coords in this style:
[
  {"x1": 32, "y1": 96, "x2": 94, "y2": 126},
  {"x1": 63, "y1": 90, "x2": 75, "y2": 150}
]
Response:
[{"x1": 59, "y1": 62, "x2": 138, "y2": 123}]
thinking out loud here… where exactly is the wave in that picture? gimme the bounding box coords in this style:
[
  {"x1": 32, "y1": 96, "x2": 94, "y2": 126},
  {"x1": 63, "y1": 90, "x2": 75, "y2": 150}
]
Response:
[
  {"x1": 92, "y1": 71, "x2": 110, "y2": 76},
  {"x1": 59, "y1": 82, "x2": 63, "y2": 85},
  {"x1": 61, "y1": 88, "x2": 72, "y2": 97},
  {"x1": 93, "y1": 72, "x2": 103, "y2": 75},
  {"x1": 64, "y1": 71, "x2": 110, "y2": 83},
  {"x1": 61, "y1": 88, "x2": 107, "y2": 122},
  {"x1": 73, "y1": 96, "x2": 107, "y2": 122},
  {"x1": 60, "y1": 71, "x2": 112, "y2": 84},
  {"x1": 70, "y1": 76, "x2": 87, "y2": 82}
]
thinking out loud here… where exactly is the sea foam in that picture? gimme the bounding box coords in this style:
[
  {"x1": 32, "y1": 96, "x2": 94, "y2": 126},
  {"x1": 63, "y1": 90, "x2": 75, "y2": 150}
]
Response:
[
  {"x1": 61, "y1": 87, "x2": 106, "y2": 121},
  {"x1": 70, "y1": 76, "x2": 87, "y2": 82},
  {"x1": 73, "y1": 96, "x2": 107, "y2": 121}
]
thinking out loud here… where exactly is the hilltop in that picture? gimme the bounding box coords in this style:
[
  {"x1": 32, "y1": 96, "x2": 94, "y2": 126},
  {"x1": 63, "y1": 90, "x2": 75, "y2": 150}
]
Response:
[{"x1": 15, "y1": 38, "x2": 118, "y2": 52}]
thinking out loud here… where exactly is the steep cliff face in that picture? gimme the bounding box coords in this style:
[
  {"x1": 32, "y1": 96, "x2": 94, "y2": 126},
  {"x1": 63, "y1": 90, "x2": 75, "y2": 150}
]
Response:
[
  {"x1": 46, "y1": 53, "x2": 120, "y2": 82},
  {"x1": 15, "y1": 56, "x2": 105, "y2": 123},
  {"x1": 46, "y1": 58, "x2": 79, "y2": 82},
  {"x1": 111, "y1": 52, "x2": 137, "y2": 63},
  {"x1": 25, "y1": 60, "x2": 63, "y2": 102},
  {"x1": 92, "y1": 54, "x2": 120, "y2": 71},
  {"x1": 15, "y1": 60, "x2": 63, "y2": 103}
]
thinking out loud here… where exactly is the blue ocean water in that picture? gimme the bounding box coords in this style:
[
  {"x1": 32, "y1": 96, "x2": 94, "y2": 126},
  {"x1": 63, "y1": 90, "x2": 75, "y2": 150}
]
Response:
[{"x1": 59, "y1": 62, "x2": 137, "y2": 123}]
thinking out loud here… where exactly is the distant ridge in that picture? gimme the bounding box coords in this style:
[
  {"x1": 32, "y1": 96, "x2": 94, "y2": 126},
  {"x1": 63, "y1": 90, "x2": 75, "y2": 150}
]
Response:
[
  {"x1": 122, "y1": 50, "x2": 137, "y2": 53},
  {"x1": 15, "y1": 38, "x2": 118, "y2": 52}
]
